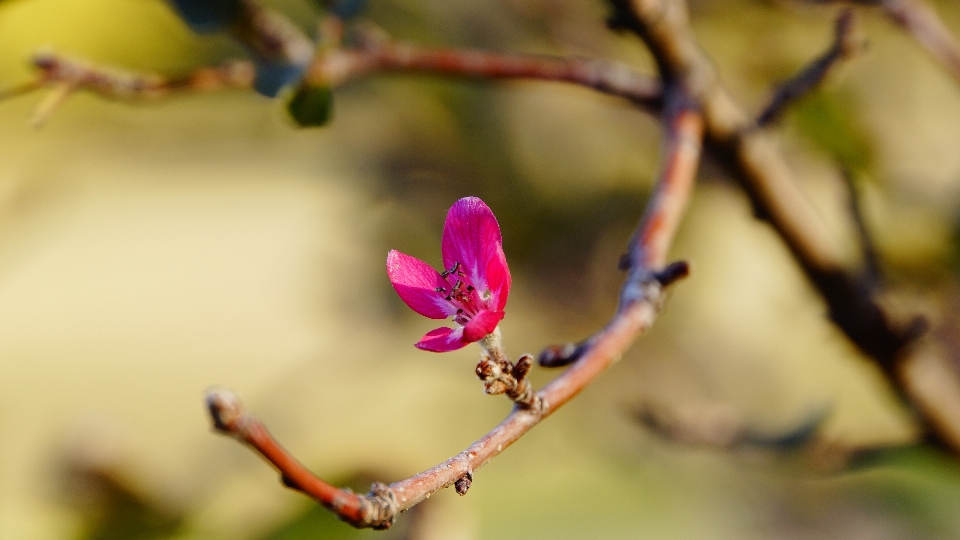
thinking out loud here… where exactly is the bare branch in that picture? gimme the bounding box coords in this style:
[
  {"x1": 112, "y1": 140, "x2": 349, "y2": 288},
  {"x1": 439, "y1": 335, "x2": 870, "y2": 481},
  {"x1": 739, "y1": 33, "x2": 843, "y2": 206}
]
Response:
[
  {"x1": 307, "y1": 37, "x2": 663, "y2": 112},
  {"x1": 7, "y1": 39, "x2": 662, "y2": 126},
  {"x1": 206, "y1": 86, "x2": 704, "y2": 527},
  {"x1": 803, "y1": 0, "x2": 960, "y2": 83},
  {"x1": 839, "y1": 169, "x2": 882, "y2": 289},
  {"x1": 880, "y1": 0, "x2": 960, "y2": 81},
  {"x1": 208, "y1": 257, "x2": 691, "y2": 527},
  {"x1": 757, "y1": 9, "x2": 866, "y2": 126},
  {"x1": 206, "y1": 388, "x2": 396, "y2": 529},
  {"x1": 228, "y1": 0, "x2": 314, "y2": 67},
  {"x1": 627, "y1": 91, "x2": 704, "y2": 270},
  {"x1": 3, "y1": 52, "x2": 255, "y2": 127},
  {"x1": 607, "y1": 0, "x2": 960, "y2": 454}
]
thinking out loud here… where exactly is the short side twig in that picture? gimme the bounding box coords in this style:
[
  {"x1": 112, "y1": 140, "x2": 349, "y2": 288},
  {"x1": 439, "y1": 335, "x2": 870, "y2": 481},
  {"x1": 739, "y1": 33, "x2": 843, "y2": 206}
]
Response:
[
  {"x1": 10, "y1": 52, "x2": 256, "y2": 127},
  {"x1": 804, "y1": 0, "x2": 960, "y2": 83},
  {"x1": 757, "y1": 9, "x2": 866, "y2": 126}
]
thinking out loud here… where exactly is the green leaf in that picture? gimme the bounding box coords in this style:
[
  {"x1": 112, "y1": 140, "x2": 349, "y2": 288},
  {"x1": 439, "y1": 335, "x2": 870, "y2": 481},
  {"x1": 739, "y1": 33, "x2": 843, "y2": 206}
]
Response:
[{"x1": 286, "y1": 85, "x2": 334, "y2": 128}]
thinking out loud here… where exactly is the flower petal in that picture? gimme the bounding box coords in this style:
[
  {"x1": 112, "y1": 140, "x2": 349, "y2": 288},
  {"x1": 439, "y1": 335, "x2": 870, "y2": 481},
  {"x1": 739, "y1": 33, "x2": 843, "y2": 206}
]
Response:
[
  {"x1": 461, "y1": 309, "x2": 504, "y2": 343},
  {"x1": 441, "y1": 197, "x2": 506, "y2": 296},
  {"x1": 415, "y1": 326, "x2": 468, "y2": 352},
  {"x1": 484, "y1": 243, "x2": 511, "y2": 312},
  {"x1": 387, "y1": 250, "x2": 456, "y2": 319}
]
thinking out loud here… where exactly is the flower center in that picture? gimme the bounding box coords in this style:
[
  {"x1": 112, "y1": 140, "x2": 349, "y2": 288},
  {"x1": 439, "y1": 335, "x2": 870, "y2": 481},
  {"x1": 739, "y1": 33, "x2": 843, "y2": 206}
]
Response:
[{"x1": 434, "y1": 261, "x2": 489, "y2": 325}]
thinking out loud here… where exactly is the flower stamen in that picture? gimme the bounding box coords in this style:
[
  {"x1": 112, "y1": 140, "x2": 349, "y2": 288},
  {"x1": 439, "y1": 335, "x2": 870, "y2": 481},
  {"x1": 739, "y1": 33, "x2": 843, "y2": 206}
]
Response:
[{"x1": 440, "y1": 261, "x2": 462, "y2": 279}]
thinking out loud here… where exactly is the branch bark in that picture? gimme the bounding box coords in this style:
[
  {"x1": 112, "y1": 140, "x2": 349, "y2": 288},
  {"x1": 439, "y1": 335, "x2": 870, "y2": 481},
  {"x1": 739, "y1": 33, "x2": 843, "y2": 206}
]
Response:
[{"x1": 306, "y1": 36, "x2": 662, "y2": 112}]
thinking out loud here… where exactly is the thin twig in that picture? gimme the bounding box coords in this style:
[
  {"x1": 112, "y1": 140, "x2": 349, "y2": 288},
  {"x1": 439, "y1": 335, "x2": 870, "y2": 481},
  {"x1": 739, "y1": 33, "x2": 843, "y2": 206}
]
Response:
[
  {"x1": 228, "y1": 0, "x2": 314, "y2": 67},
  {"x1": 7, "y1": 42, "x2": 662, "y2": 125},
  {"x1": 7, "y1": 52, "x2": 256, "y2": 114},
  {"x1": 206, "y1": 91, "x2": 704, "y2": 528},
  {"x1": 307, "y1": 39, "x2": 663, "y2": 112},
  {"x1": 803, "y1": 0, "x2": 960, "y2": 83},
  {"x1": 757, "y1": 9, "x2": 866, "y2": 126},
  {"x1": 839, "y1": 169, "x2": 881, "y2": 290}
]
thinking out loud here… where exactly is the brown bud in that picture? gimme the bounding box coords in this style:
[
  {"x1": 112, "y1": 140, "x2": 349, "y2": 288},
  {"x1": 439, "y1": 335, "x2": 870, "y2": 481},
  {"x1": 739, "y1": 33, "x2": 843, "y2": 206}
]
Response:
[
  {"x1": 511, "y1": 355, "x2": 533, "y2": 380},
  {"x1": 538, "y1": 342, "x2": 582, "y2": 368},
  {"x1": 454, "y1": 472, "x2": 473, "y2": 496}
]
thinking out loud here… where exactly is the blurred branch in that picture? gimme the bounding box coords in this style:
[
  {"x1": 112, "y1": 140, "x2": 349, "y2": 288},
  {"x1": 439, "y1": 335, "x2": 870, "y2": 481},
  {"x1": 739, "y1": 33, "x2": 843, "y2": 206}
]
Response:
[
  {"x1": 879, "y1": 0, "x2": 960, "y2": 80},
  {"x1": 307, "y1": 30, "x2": 662, "y2": 111},
  {"x1": 607, "y1": 0, "x2": 960, "y2": 454},
  {"x1": 206, "y1": 89, "x2": 703, "y2": 528},
  {"x1": 804, "y1": 0, "x2": 960, "y2": 83},
  {"x1": 840, "y1": 169, "x2": 881, "y2": 289},
  {"x1": 635, "y1": 400, "x2": 828, "y2": 451},
  {"x1": 227, "y1": 0, "x2": 314, "y2": 67},
  {"x1": 757, "y1": 9, "x2": 866, "y2": 126},
  {"x1": 7, "y1": 37, "x2": 663, "y2": 126},
  {"x1": 4, "y1": 52, "x2": 255, "y2": 128}
]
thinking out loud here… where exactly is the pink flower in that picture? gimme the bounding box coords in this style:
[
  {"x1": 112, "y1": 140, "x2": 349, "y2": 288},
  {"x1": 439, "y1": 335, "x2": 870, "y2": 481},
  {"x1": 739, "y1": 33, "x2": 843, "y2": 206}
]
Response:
[{"x1": 387, "y1": 197, "x2": 511, "y2": 352}]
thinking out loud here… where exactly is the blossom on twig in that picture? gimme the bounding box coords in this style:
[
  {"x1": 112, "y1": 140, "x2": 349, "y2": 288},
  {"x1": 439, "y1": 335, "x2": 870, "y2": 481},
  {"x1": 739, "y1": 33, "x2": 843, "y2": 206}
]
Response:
[{"x1": 387, "y1": 197, "x2": 511, "y2": 352}]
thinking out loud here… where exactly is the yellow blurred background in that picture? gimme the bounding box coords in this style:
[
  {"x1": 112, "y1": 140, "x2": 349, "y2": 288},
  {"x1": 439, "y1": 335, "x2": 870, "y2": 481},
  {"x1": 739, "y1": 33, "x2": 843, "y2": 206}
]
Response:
[{"x1": 2, "y1": 0, "x2": 960, "y2": 539}]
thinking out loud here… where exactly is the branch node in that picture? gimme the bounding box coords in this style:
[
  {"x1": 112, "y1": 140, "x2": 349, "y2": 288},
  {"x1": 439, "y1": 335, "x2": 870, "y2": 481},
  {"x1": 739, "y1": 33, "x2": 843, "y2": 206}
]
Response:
[
  {"x1": 476, "y1": 354, "x2": 540, "y2": 410},
  {"x1": 361, "y1": 482, "x2": 397, "y2": 530}
]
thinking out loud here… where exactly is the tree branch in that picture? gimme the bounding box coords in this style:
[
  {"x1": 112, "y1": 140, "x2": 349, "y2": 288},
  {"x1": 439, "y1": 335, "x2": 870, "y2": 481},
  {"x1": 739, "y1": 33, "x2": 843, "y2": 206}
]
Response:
[
  {"x1": 206, "y1": 89, "x2": 703, "y2": 528},
  {"x1": 7, "y1": 39, "x2": 663, "y2": 126},
  {"x1": 804, "y1": 0, "x2": 960, "y2": 83},
  {"x1": 306, "y1": 34, "x2": 662, "y2": 112},
  {"x1": 6, "y1": 52, "x2": 255, "y2": 127},
  {"x1": 757, "y1": 9, "x2": 866, "y2": 127},
  {"x1": 606, "y1": 0, "x2": 960, "y2": 454}
]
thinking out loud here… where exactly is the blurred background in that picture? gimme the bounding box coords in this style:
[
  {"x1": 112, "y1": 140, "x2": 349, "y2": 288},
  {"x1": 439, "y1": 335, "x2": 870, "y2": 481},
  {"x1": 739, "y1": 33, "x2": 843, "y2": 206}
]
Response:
[{"x1": 2, "y1": 0, "x2": 960, "y2": 538}]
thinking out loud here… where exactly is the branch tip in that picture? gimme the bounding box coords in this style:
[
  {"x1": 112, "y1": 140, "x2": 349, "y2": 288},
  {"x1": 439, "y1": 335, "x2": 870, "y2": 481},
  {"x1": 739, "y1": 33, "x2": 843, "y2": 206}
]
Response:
[
  {"x1": 538, "y1": 341, "x2": 585, "y2": 368},
  {"x1": 205, "y1": 387, "x2": 245, "y2": 433},
  {"x1": 756, "y1": 8, "x2": 865, "y2": 127},
  {"x1": 653, "y1": 260, "x2": 691, "y2": 287}
]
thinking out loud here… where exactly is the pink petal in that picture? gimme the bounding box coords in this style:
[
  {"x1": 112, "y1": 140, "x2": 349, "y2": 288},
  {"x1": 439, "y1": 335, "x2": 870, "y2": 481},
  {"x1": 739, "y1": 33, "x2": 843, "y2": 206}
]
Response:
[
  {"x1": 483, "y1": 243, "x2": 511, "y2": 312},
  {"x1": 415, "y1": 326, "x2": 468, "y2": 352},
  {"x1": 462, "y1": 309, "x2": 504, "y2": 342},
  {"x1": 441, "y1": 197, "x2": 507, "y2": 296},
  {"x1": 387, "y1": 250, "x2": 456, "y2": 319}
]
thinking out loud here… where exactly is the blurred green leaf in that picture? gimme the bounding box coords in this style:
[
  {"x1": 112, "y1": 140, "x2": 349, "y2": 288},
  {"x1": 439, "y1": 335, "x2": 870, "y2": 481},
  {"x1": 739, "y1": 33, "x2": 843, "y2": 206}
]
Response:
[
  {"x1": 287, "y1": 85, "x2": 334, "y2": 127},
  {"x1": 790, "y1": 92, "x2": 874, "y2": 173}
]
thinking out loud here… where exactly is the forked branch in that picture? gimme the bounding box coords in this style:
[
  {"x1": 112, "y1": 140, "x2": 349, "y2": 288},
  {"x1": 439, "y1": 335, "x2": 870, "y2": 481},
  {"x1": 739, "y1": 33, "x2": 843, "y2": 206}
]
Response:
[
  {"x1": 205, "y1": 90, "x2": 703, "y2": 528},
  {"x1": 757, "y1": 9, "x2": 866, "y2": 126},
  {"x1": 609, "y1": 0, "x2": 960, "y2": 454}
]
